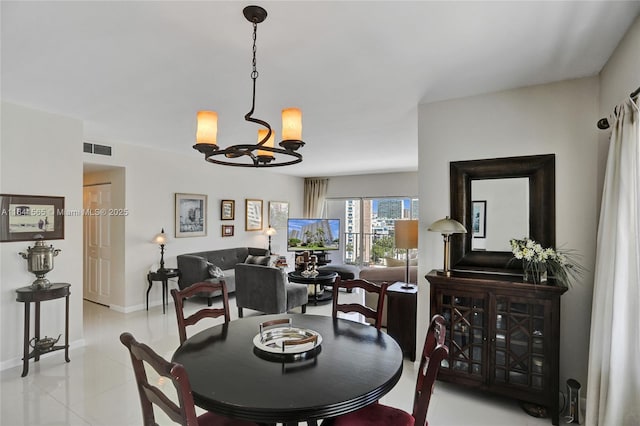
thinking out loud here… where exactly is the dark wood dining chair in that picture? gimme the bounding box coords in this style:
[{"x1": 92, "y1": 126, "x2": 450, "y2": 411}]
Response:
[
  {"x1": 331, "y1": 278, "x2": 388, "y2": 330},
  {"x1": 119, "y1": 332, "x2": 257, "y2": 426},
  {"x1": 171, "y1": 281, "x2": 231, "y2": 344},
  {"x1": 323, "y1": 314, "x2": 449, "y2": 426}
]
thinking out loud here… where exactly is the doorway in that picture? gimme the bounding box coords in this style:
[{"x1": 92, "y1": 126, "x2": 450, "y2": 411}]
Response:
[
  {"x1": 83, "y1": 183, "x2": 112, "y2": 305},
  {"x1": 83, "y1": 164, "x2": 125, "y2": 309}
]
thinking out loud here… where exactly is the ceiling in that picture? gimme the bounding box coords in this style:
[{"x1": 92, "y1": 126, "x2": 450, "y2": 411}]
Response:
[{"x1": 2, "y1": 1, "x2": 639, "y2": 177}]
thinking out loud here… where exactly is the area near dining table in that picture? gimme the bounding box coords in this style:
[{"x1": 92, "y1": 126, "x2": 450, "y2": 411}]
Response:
[{"x1": 172, "y1": 313, "x2": 404, "y2": 426}]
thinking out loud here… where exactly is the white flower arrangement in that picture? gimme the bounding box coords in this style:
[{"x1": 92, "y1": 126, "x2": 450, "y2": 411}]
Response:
[{"x1": 509, "y1": 237, "x2": 583, "y2": 287}]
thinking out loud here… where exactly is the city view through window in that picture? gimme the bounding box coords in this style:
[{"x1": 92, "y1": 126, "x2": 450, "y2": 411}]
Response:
[{"x1": 324, "y1": 198, "x2": 419, "y2": 266}]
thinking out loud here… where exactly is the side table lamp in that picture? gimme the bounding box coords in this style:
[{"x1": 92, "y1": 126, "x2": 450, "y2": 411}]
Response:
[
  {"x1": 394, "y1": 219, "x2": 418, "y2": 288},
  {"x1": 152, "y1": 228, "x2": 168, "y2": 272},
  {"x1": 266, "y1": 226, "x2": 277, "y2": 254},
  {"x1": 428, "y1": 216, "x2": 467, "y2": 276}
]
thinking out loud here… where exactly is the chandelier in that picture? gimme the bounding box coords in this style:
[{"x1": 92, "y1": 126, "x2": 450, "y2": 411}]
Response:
[{"x1": 193, "y1": 5, "x2": 305, "y2": 167}]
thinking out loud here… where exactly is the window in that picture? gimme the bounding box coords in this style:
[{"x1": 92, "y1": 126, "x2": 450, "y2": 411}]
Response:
[{"x1": 324, "y1": 197, "x2": 419, "y2": 266}]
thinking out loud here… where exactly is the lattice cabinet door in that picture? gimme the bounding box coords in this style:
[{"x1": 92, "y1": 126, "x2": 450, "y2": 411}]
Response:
[
  {"x1": 491, "y1": 295, "x2": 551, "y2": 393},
  {"x1": 436, "y1": 289, "x2": 487, "y2": 383}
]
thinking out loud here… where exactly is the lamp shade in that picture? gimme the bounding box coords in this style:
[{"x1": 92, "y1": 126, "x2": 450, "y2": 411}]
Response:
[
  {"x1": 257, "y1": 129, "x2": 275, "y2": 158},
  {"x1": 266, "y1": 226, "x2": 277, "y2": 236},
  {"x1": 428, "y1": 216, "x2": 467, "y2": 235},
  {"x1": 395, "y1": 220, "x2": 418, "y2": 249},
  {"x1": 153, "y1": 228, "x2": 167, "y2": 245},
  {"x1": 196, "y1": 111, "x2": 218, "y2": 145},
  {"x1": 282, "y1": 108, "x2": 302, "y2": 141}
]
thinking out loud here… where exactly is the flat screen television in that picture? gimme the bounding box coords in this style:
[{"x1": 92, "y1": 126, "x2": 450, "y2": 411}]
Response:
[{"x1": 287, "y1": 218, "x2": 340, "y2": 252}]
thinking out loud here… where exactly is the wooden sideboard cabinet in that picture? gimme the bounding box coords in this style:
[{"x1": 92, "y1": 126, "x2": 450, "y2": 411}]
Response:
[{"x1": 426, "y1": 270, "x2": 567, "y2": 425}]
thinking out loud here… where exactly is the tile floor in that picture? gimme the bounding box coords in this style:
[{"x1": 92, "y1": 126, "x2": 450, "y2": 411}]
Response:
[{"x1": 1, "y1": 290, "x2": 552, "y2": 425}]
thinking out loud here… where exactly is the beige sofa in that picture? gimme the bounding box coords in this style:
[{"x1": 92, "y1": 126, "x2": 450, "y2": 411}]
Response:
[
  {"x1": 359, "y1": 265, "x2": 417, "y2": 284},
  {"x1": 359, "y1": 265, "x2": 418, "y2": 327}
]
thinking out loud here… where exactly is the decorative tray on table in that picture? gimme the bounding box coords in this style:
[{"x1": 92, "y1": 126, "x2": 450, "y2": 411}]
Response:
[{"x1": 253, "y1": 318, "x2": 322, "y2": 362}]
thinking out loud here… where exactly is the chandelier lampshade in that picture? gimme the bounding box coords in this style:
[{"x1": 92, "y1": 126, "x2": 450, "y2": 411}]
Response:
[
  {"x1": 282, "y1": 108, "x2": 302, "y2": 142},
  {"x1": 257, "y1": 129, "x2": 275, "y2": 160},
  {"x1": 196, "y1": 111, "x2": 218, "y2": 145},
  {"x1": 193, "y1": 5, "x2": 305, "y2": 168}
]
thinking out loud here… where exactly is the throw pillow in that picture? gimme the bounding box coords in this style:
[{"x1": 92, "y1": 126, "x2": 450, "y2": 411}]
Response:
[
  {"x1": 245, "y1": 255, "x2": 270, "y2": 266},
  {"x1": 207, "y1": 262, "x2": 224, "y2": 278},
  {"x1": 384, "y1": 257, "x2": 405, "y2": 267}
]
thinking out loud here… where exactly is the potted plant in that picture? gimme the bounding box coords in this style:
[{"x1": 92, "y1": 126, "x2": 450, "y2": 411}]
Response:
[{"x1": 509, "y1": 237, "x2": 584, "y2": 287}]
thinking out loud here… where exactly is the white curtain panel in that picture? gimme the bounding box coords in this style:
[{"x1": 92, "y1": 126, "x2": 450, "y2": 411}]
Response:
[
  {"x1": 303, "y1": 178, "x2": 328, "y2": 218},
  {"x1": 586, "y1": 96, "x2": 640, "y2": 426}
]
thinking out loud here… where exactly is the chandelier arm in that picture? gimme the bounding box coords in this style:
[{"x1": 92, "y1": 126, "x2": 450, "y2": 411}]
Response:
[{"x1": 204, "y1": 145, "x2": 302, "y2": 167}]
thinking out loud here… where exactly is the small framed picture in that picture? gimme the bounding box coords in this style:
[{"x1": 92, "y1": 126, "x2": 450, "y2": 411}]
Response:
[
  {"x1": 221, "y1": 200, "x2": 235, "y2": 220},
  {"x1": 0, "y1": 194, "x2": 65, "y2": 242},
  {"x1": 472, "y1": 200, "x2": 487, "y2": 238},
  {"x1": 245, "y1": 199, "x2": 263, "y2": 231},
  {"x1": 269, "y1": 201, "x2": 289, "y2": 230},
  {"x1": 222, "y1": 225, "x2": 234, "y2": 237},
  {"x1": 175, "y1": 193, "x2": 207, "y2": 238}
]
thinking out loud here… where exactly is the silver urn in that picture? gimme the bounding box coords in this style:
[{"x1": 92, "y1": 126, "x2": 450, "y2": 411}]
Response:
[{"x1": 19, "y1": 236, "x2": 61, "y2": 289}]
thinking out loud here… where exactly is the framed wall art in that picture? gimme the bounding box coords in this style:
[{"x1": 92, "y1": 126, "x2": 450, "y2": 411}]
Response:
[
  {"x1": 221, "y1": 199, "x2": 235, "y2": 220},
  {"x1": 0, "y1": 194, "x2": 65, "y2": 242},
  {"x1": 268, "y1": 201, "x2": 289, "y2": 230},
  {"x1": 472, "y1": 200, "x2": 487, "y2": 238},
  {"x1": 222, "y1": 225, "x2": 234, "y2": 237},
  {"x1": 175, "y1": 193, "x2": 207, "y2": 237},
  {"x1": 245, "y1": 199, "x2": 263, "y2": 231}
]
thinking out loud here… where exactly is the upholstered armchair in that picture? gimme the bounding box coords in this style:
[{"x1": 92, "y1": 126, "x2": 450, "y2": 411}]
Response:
[{"x1": 234, "y1": 264, "x2": 308, "y2": 317}]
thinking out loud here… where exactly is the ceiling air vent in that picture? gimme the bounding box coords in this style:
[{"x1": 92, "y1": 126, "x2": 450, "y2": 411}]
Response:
[{"x1": 83, "y1": 143, "x2": 112, "y2": 156}]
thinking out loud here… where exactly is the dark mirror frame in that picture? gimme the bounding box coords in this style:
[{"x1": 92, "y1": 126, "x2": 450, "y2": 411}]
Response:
[{"x1": 450, "y1": 154, "x2": 555, "y2": 272}]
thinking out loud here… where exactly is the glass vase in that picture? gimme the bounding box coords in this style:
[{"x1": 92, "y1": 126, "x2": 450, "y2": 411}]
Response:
[{"x1": 523, "y1": 263, "x2": 548, "y2": 284}]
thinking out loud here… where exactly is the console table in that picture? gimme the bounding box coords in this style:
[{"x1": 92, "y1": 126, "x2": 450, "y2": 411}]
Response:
[
  {"x1": 16, "y1": 283, "x2": 71, "y2": 377},
  {"x1": 146, "y1": 268, "x2": 180, "y2": 314},
  {"x1": 426, "y1": 270, "x2": 567, "y2": 425}
]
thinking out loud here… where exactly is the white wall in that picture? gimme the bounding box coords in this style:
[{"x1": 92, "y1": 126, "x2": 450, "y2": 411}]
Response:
[
  {"x1": 0, "y1": 101, "x2": 303, "y2": 367},
  {"x1": 325, "y1": 172, "x2": 418, "y2": 199},
  {"x1": 418, "y1": 76, "x2": 600, "y2": 389},
  {"x1": 1, "y1": 103, "x2": 84, "y2": 368}
]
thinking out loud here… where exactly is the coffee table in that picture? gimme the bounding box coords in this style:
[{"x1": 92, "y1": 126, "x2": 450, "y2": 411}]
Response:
[{"x1": 288, "y1": 270, "x2": 338, "y2": 305}]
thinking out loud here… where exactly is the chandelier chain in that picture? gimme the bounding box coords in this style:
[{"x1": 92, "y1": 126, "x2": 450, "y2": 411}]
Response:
[{"x1": 251, "y1": 22, "x2": 258, "y2": 80}]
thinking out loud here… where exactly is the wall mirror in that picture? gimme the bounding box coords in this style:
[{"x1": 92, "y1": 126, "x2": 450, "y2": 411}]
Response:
[{"x1": 450, "y1": 154, "x2": 555, "y2": 272}]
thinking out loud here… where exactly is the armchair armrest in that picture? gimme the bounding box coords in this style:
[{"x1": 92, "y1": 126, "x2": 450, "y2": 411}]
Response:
[
  {"x1": 235, "y1": 264, "x2": 287, "y2": 314},
  {"x1": 177, "y1": 254, "x2": 209, "y2": 289}
]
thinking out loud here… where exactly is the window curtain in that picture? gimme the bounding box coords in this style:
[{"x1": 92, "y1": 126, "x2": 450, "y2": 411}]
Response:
[
  {"x1": 586, "y1": 95, "x2": 639, "y2": 426},
  {"x1": 303, "y1": 178, "x2": 328, "y2": 218}
]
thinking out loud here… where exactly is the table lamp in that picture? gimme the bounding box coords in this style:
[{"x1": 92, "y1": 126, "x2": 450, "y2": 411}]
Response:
[
  {"x1": 428, "y1": 216, "x2": 466, "y2": 276},
  {"x1": 152, "y1": 228, "x2": 168, "y2": 271},
  {"x1": 395, "y1": 219, "x2": 418, "y2": 288},
  {"x1": 266, "y1": 226, "x2": 277, "y2": 254}
]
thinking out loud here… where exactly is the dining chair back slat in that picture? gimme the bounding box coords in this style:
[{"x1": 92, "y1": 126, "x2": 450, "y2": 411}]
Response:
[
  {"x1": 332, "y1": 278, "x2": 388, "y2": 330},
  {"x1": 171, "y1": 281, "x2": 231, "y2": 344},
  {"x1": 412, "y1": 314, "x2": 449, "y2": 426},
  {"x1": 324, "y1": 314, "x2": 448, "y2": 426},
  {"x1": 120, "y1": 332, "x2": 199, "y2": 425},
  {"x1": 120, "y1": 332, "x2": 258, "y2": 426}
]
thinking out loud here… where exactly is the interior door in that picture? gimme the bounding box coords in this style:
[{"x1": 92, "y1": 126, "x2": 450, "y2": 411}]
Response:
[{"x1": 83, "y1": 184, "x2": 112, "y2": 306}]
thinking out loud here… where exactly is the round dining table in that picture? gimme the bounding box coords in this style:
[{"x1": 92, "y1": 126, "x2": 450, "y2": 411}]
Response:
[{"x1": 172, "y1": 313, "x2": 403, "y2": 425}]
